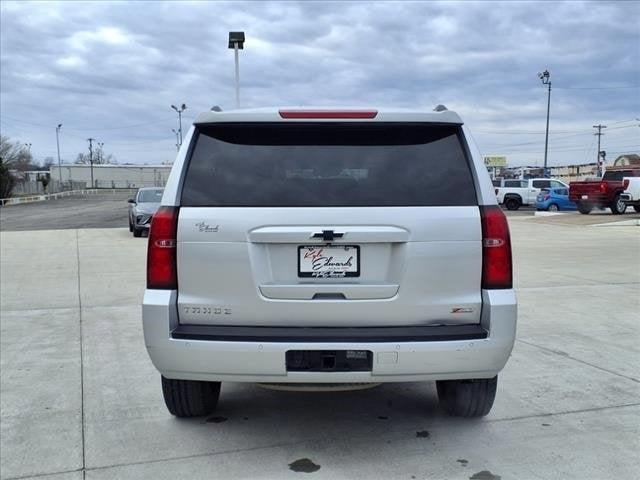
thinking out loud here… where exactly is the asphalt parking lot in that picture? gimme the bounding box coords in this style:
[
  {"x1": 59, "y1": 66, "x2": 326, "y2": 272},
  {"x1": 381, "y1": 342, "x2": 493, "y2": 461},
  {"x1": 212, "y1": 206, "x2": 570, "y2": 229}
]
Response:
[
  {"x1": 1, "y1": 196, "x2": 639, "y2": 479},
  {"x1": 0, "y1": 191, "x2": 133, "y2": 231}
]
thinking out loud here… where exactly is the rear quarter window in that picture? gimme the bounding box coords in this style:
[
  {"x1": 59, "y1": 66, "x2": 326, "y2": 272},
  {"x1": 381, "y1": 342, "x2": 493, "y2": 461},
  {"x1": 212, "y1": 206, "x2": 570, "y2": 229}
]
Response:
[
  {"x1": 504, "y1": 180, "x2": 525, "y2": 188},
  {"x1": 180, "y1": 123, "x2": 478, "y2": 207},
  {"x1": 532, "y1": 180, "x2": 551, "y2": 188}
]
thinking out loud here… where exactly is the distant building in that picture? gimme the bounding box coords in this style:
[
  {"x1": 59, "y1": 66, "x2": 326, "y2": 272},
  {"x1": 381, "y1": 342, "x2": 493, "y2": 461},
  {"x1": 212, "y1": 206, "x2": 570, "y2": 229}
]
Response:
[
  {"x1": 49, "y1": 164, "x2": 172, "y2": 189},
  {"x1": 612, "y1": 154, "x2": 640, "y2": 167}
]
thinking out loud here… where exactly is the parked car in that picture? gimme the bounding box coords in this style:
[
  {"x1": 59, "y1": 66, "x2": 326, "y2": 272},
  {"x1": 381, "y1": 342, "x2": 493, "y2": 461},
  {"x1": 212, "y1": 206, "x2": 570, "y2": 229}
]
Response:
[
  {"x1": 128, "y1": 187, "x2": 164, "y2": 237},
  {"x1": 495, "y1": 178, "x2": 568, "y2": 210},
  {"x1": 535, "y1": 187, "x2": 576, "y2": 211},
  {"x1": 142, "y1": 107, "x2": 516, "y2": 419},
  {"x1": 569, "y1": 167, "x2": 640, "y2": 214},
  {"x1": 619, "y1": 177, "x2": 640, "y2": 212}
]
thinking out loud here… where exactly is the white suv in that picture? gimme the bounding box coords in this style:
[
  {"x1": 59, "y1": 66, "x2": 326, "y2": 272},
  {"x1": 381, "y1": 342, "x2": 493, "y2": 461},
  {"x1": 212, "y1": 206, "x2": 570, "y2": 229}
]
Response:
[{"x1": 143, "y1": 107, "x2": 516, "y2": 418}]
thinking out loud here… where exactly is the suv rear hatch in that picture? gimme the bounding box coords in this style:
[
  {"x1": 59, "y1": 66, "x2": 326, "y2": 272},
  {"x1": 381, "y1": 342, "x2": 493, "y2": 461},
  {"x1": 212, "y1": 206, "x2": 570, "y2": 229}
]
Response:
[{"x1": 176, "y1": 122, "x2": 482, "y2": 327}]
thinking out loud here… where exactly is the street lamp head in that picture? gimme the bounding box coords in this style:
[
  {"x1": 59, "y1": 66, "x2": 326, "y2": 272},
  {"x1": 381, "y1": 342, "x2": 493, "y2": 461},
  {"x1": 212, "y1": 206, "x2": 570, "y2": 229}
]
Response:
[
  {"x1": 228, "y1": 31, "x2": 245, "y2": 49},
  {"x1": 57, "y1": 123, "x2": 62, "y2": 129},
  {"x1": 538, "y1": 69, "x2": 550, "y2": 84},
  {"x1": 181, "y1": 103, "x2": 187, "y2": 111}
]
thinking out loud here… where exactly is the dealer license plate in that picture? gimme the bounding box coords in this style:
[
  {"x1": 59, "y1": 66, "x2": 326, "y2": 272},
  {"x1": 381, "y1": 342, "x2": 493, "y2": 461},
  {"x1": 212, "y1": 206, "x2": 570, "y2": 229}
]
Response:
[{"x1": 298, "y1": 245, "x2": 360, "y2": 278}]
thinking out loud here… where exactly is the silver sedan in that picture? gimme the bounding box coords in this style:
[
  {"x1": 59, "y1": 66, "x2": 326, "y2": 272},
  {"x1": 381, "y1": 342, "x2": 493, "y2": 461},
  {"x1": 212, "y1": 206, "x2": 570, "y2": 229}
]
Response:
[{"x1": 127, "y1": 187, "x2": 163, "y2": 237}]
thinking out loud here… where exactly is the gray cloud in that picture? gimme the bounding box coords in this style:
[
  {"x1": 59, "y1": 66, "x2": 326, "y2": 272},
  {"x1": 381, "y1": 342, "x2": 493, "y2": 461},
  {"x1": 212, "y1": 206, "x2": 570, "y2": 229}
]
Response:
[{"x1": 1, "y1": 0, "x2": 638, "y2": 166}]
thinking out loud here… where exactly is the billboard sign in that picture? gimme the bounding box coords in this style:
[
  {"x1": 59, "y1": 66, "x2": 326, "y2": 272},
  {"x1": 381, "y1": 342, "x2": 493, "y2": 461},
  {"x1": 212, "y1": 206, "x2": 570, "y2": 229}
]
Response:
[{"x1": 484, "y1": 155, "x2": 507, "y2": 167}]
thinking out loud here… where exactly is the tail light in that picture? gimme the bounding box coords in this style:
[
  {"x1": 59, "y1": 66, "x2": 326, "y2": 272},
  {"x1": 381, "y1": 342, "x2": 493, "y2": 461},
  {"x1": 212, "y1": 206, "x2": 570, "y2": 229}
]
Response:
[
  {"x1": 495, "y1": 188, "x2": 499, "y2": 195},
  {"x1": 623, "y1": 179, "x2": 630, "y2": 190},
  {"x1": 147, "y1": 206, "x2": 179, "y2": 289},
  {"x1": 279, "y1": 109, "x2": 378, "y2": 119},
  {"x1": 599, "y1": 182, "x2": 607, "y2": 194},
  {"x1": 480, "y1": 206, "x2": 512, "y2": 289}
]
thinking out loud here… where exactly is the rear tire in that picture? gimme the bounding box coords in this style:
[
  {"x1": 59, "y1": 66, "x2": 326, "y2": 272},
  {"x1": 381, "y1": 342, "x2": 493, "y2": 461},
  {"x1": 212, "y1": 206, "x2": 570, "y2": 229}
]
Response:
[
  {"x1": 436, "y1": 376, "x2": 497, "y2": 417},
  {"x1": 504, "y1": 197, "x2": 521, "y2": 211},
  {"x1": 548, "y1": 203, "x2": 559, "y2": 212},
  {"x1": 577, "y1": 202, "x2": 593, "y2": 214},
  {"x1": 161, "y1": 376, "x2": 221, "y2": 417},
  {"x1": 634, "y1": 205, "x2": 640, "y2": 213},
  {"x1": 128, "y1": 217, "x2": 133, "y2": 232},
  {"x1": 610, "y1": 194, "x2": 626, "y2": 215},
  {"x1": 133, "y1": 226, "x2": 143, "y2": 237}
]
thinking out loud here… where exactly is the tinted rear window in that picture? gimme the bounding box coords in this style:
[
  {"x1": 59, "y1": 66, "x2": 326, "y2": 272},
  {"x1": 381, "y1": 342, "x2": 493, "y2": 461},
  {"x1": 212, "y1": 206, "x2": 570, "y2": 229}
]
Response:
[
  {"x1": 181, "y1": 123, "x2": 477, "y2": 207},
  {"x1": 504, "y1": 180, "x2": 525, "y2": 188},
  {"x1": 603, "y1": 170, "x2": 635, "y2": 181},
  {"x1": 532, "y1": 180, "x2": 551, "y2": 188}
]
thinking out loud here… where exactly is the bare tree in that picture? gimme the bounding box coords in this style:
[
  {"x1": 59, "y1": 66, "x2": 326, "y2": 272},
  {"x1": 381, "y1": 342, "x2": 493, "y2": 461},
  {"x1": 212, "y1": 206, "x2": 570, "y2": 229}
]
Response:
[
  {"x1": 0, "y1": 135, "x2": 35, "y2": 171},
  {"x1": 75, "y1": 150, "x2": 116, "y2": 165},
  {"x1": 41, "y1": 156, "x2": 55, "y2": 170},
  {"x1": 1, "y1": 136, "x2": 35, "y2": 197}
]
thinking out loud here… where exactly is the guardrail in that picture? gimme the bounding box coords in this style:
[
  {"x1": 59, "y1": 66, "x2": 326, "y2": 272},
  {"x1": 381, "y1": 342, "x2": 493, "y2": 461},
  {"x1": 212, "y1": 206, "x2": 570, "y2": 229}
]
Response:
[{"x1": 0, "y1": 189, "x2": 103, "y2": 206}]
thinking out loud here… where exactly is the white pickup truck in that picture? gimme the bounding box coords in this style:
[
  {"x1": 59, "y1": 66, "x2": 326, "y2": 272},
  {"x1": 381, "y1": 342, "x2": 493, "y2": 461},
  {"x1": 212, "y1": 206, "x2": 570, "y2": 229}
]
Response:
[
  {"x1": 495, "y1": 178, "x2": 568, "y2": 210},
  {"x1": 620, "y1": 177, "x2": 640, "y2": 211}
]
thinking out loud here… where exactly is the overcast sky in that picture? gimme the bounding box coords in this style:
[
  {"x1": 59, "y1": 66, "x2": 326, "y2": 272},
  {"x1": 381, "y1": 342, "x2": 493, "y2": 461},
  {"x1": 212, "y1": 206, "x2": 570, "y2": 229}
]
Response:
[{"x1": 1, "y1": 0, "x2": 638, "y2": 167}]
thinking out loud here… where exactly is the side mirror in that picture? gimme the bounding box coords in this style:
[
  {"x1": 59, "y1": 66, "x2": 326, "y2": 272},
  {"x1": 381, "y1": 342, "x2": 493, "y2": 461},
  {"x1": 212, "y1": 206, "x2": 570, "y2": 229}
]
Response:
[{"x1": 128, "y1": 198, "x2": 136, "y2": 204}]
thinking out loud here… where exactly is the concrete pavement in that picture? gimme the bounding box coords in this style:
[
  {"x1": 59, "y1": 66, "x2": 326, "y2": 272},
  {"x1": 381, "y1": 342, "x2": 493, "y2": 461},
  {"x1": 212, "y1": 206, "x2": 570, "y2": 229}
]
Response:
[{"x1": 1, "y1": 219, "x2": 639, "y2": 479}]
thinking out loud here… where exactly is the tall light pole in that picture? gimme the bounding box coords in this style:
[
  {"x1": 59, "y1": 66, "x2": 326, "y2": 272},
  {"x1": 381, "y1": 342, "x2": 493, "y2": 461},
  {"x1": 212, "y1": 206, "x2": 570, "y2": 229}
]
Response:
[
  {"x1": 172, "y1": 129, "x2": 180, "y2": 151},
  {"x1": 56, "y1": 124, "x2": 63, "y2": 191},
  {"x1": 97, "y1": 142, "x2": 105, "y2": 165},
  {"x1": 87, "y1": 138, "x2": 95, "y2": 188},
  {"x1": 171, "y1": 104, "x2": 187, "y2": 146},
  {"x1": 538, "y1": 69, "x2": 551, "y2": 177},
  {"x1": 228, "y1": 31, "x2": 245, "y2": 108}
]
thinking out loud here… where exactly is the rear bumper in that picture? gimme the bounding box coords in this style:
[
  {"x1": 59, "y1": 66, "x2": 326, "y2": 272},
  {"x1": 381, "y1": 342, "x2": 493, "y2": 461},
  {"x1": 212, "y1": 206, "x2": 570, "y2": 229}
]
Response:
[
  {"x1": 142, "y1": 289, "x2": 517, "y2": 383},
  {"x1": 569, "y1": 193, "x2": 608, "y2": 205}
]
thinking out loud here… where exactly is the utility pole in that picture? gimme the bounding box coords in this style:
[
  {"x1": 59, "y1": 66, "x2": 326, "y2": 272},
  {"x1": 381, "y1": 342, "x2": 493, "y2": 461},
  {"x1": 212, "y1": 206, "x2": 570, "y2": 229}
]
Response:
[
  {"x1": 87, "y1": 138, "x2": 95, "y2": 188},
  {"x1": 171, "y1": 104, "x2": 187, "y2": 146},
  {"x1": 538, "y1": 70, "x2": 551, "y2": 177},
  {"x1": 593, "y1": 124, "x2": 607, "y2": 176},
  {"x1": 56, "y1": 124, "x2": 63, "y2": 191}
]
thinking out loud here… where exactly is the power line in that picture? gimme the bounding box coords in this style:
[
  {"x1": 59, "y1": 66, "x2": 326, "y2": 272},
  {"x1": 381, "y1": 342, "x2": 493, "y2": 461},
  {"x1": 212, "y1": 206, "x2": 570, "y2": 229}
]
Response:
[
  {"x1": 475, "y1": 124, "x2": 638, "y2": 135},
  {"x1": 0, "y1": 114, "x2": 175, "y2": 131},
  {"x1": 553, "y1": 85, "x2": 639, "y2": 90}
]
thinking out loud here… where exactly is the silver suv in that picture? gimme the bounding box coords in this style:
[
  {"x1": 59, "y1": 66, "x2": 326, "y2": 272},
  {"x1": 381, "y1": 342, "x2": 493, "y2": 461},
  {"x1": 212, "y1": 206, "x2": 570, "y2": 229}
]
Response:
[{"x1": 143, "y1": 107, "x2": 516, "y2": 418}]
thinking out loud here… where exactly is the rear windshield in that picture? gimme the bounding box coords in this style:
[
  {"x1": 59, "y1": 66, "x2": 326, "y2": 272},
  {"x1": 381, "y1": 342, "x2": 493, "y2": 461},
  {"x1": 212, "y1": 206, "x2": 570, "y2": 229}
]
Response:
[
  {"x1": 603, "y1": 170, "x2": 635, "y2": 181},
  {"x1": 137, "y1": 188, "x2": 163, "y2": 203},
  {"x1": 504, "y1": 180, "x2": 526, "y2": 188},
  {"x1": 181, "y1": 123, "x2": 477, "y2": 207}
]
